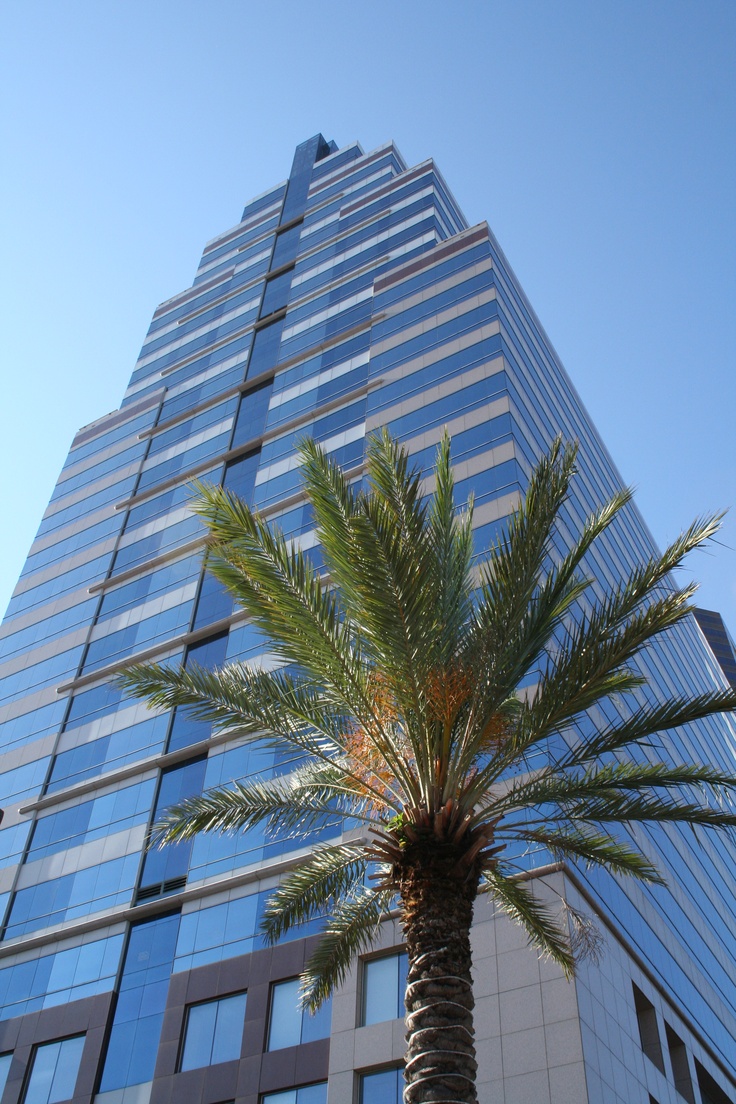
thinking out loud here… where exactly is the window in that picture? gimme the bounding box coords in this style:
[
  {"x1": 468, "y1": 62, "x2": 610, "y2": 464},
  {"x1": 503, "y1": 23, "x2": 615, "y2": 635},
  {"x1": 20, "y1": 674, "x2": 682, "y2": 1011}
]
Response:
[
  {"x1": 0, "y1": 1054, "x2": 11, "y2": 1099},
  {"x1": 166, "y1": 634, "x2": 229, "y2": 752},
  {"x1": 362, "y1": 952, "x2": 407, "y2": 1026},
  {"x1": 180, "y1": 992, "x2": 247, "y2": 1071},
  {"x1": 230, "y1": 377, "x2": 273, "y2": 449},
  {"x1": 246, "y1": 317, "x2": 285, "y2": 381},
  {"x1": 99, "y1": 913, "x2": 180, "y2": 1092},
  {"x1": 192, "y1": 568, "x2": 234, "y2": 630},
  {"x1": 696, "y1": 1059, "x2": 735, "y2": 1104},
  {"x1": 136, "y1": 758, "x2": 207, "y2": 899},
  {"x1": 633, "y1": 984, "x2": 665, "y2": 1073},
  {"x1": 665, "y1": 1023, "x2": 695, "y2": 1103},
  {"x1": 23, "y1": 1036, "x2": 85, "y2": 1104},
  {"x1": 271, "y1": 221, "x2": 302, "y2": 270},
  {"x1": 266, "y1": 978, "x2": 331, "y2": 1050},
  {"x1": 260, "y1": 268, "x2": 294, "y2": 319},
  {"x1": 262, "y1": 1085, "x2": 327, "y2": 1104},
  {"x1": 360, "y1": 1067, "x2": 402, "y2": 1104}
]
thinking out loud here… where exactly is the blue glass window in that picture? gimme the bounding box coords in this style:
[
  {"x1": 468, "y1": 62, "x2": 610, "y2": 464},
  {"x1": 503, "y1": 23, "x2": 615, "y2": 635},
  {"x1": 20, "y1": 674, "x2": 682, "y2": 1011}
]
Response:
[
  {"x1": 167, "y1": 633, "x2": 229, "y2": 751},
  {"x1": 6, "y1": 555, "x2": 112, "y2": 618},
  {"x1": 65, "y1": 411, "x2": 154, "y2": 467},
  {"x1": 138, "y1": 758, "x2": 207, "y2": 896},
  {"x1": 121, "y1": 471, "x2": 214, "y2": 534},
  {"x1": 24, "y1": 1036, "x2": 85, "y2": 1104},
  {"x1": 99, "y1": 912, "x2": 180, "y2": 1091},
  {"x1": 267, "y1": 978, "x2": 331, "y2": 1050},
  {"x1": 0, "y1": 821, "x2": 32, "y2": 869},
  {"x1": 159, "y1": 363, "x2": 244, "y2": 423},
  {"x1": 262, "y1": 1084, "x2": 327, "y2": 1104},
  {"x1": 192, "y1": 568, "x2": 234, "y2": 630},
  {"x1": 28, "y1": 780, "x2": 155, "y2": 861},
  {"x1": 274, "y1": 331, "x2": 368, "y2": 394},
  {"x1": 0, "y1": 601, "x2": 93, "y2": 664},
  {"x1": 231, "y1": 378, "x2": 273, "y2": 449},
  {"x1": 0, "y1": 1054, "x2": 11, "y2": 1098},
  {"x1": 180, "y1": 991, "x2": 247, "y2": 1070},
  {"x1": 271, "y1": 221, "x2": 302, "y2": 270},
  {"x1": 0, "y1": 934, "x2": 124, "y2": 1021},
  {"x1": 246, "y1": 317, "x2": 284, "y2": 381},
  {"x1": 362, "y1": 952, "x2": 407, "y2": 1025},
  {"x1": 114, "y1": 514, "x2": 205, "y2": 574},
  {"x1": 360, "y1": 1067, "x2": 402, "y2": 1104},
  {"x1": 0, "y1": 757, "x2": 51, "y2": 808},
  {"x1": 4, "y1": 854, "x2": 138, "y2": 940},
  {"x1": 82, "y1": 602, "x2": 193, "y2": 674},
  {"x1": 241, "y1": 182, "x2": 285, "y2": 222},
  {"x1": 174, "y1": 893, "x2": 259, "y2": 974},
  {"x1": 63, "y1": 680, "x2": 124, "y2": 728},
  {"x1": 47, "y1": 714, "x2": 169, "y2": 793},
  {"x1": 172, "y1": 888, "x2": 325, "y2": 976},
  {"x1": 260, "y1": 267, "x2": 294, "y2": 319},
  {"x1": 95, "y1": 555, "x2": 199, "y2": 623},
  {"x1": 50, "y1": 440, "x2": 146, "y2": 501},
  {"x1": 136, "y1": 430, "x2": 231, "y2": 495},
  {"x1": 222, "y1": 450, "x2": 260, "y2": 504},
  {"x1": 147, "y1": 396, "x2": 236, "y2": 459}
]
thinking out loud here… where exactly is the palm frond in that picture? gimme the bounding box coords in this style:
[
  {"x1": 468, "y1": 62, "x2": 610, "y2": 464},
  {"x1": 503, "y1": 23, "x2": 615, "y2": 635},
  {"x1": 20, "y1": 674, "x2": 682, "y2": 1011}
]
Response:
[
  {"x1": 557, "y1": 690, "x2": 736, "y2": 767},
  {"x1": 117, "y1": 660, "x2": 344, "y2": 761},
  {"x1": 565, "y1": 793, "x2": 736, "y2": 828},
  {"x1": 299, "y1": 885, "x2": 395, "y2": 1011},
  {"x1": 458, "y1": 440, "x2": 585, "y2": 767},
  {"x1": 118, "y1": 430, "x2": 736, "y2": 1025},
  {"x1": 427, "y1": 431, "x2": 475, "y2": 667},
  {"x1": 508, "y1": 584, "x2": 698, "y2": 759},
  {"x1": 148, "y1": 759, "x2": 381, "y2": 851},
  {"x1": 465, "y1": 479, "x2": 632, "y2": 727},
  {"x1": 499, "y1": 760, "x2": 736, "y2": 814},
  {"x1": 188, "y1": 482, "x2": 377, "y2": 713},
  {"x1": 296, "y1": 436, "x2": 364, "y2": 609},
  {"x1": 505, "y1": 825, "x2": 665, "y2": 883},
  {"x1": 260, "y1": 842, "x2": 369, "y2": 946},
  {"x1": 481, "y1": 865, "x2": 575, "y2": 977},
  {"x1": 348, "y1": 432, "x2": 437, "y2": 709}
]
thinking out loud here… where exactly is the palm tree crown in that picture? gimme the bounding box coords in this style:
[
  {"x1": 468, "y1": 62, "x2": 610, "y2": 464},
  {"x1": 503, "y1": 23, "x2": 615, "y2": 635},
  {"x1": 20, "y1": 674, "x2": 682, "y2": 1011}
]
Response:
[{"x1": 120, "y1": 433, "x2": 736, "y2": 1104}]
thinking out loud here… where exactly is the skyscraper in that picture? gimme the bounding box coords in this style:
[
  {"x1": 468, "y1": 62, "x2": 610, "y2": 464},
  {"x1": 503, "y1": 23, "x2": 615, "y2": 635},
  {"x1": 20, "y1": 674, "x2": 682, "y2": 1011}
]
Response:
[{"x1": 0, "y1": 134, "x2": 734, "y2": 1104}]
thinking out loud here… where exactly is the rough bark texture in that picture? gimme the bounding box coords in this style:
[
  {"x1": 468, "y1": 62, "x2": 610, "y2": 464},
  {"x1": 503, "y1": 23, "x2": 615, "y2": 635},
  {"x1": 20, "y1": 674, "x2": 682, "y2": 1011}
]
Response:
[{"x1": 399, "y1": 847, "x2": 480, "y2": 1104}]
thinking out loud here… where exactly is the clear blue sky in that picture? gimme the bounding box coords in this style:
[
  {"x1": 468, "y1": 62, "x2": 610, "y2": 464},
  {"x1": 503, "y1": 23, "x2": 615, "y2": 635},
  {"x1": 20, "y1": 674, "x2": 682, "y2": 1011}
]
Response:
[{"x1": 1, "y1": 1, "x2": 735, "y2": 632}]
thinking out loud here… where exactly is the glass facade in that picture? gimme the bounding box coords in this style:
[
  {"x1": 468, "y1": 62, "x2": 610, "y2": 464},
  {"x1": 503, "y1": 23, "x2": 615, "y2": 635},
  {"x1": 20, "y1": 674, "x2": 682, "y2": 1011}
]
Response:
[{"x1": 0, "y1": 133, "x2": 733, "y2": 1104}]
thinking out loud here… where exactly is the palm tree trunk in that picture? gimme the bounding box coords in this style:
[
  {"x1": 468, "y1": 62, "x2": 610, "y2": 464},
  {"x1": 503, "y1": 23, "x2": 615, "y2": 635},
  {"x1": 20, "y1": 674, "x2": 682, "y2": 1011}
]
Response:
[{"x1": 400, "y1": 854, "x2": 479, "y2": 1104}]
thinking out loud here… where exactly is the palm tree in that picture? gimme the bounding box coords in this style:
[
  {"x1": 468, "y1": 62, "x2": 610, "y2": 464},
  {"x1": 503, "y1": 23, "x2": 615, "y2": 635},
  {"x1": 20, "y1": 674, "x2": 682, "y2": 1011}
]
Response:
[{"x1": 120, "y1": 433, "x2": 736, "y2": 1104}]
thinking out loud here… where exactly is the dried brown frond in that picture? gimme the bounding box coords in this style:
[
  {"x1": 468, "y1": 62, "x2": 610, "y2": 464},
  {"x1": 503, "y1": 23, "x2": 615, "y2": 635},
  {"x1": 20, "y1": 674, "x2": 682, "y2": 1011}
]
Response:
[{"x1": 425, "y1": 662, "x2": 473, "y2": 728}]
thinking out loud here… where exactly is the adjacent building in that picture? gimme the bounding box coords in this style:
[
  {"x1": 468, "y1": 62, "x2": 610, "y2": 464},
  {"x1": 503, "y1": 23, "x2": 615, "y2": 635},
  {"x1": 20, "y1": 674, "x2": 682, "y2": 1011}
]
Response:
[{"x1": 0, "y1": 134, "x2": 735, "y2": 1104}]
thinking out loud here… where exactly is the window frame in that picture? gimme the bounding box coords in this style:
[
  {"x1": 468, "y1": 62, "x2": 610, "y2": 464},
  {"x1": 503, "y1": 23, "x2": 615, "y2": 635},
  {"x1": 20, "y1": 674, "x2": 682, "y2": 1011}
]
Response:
[
  {"x1": 22, "y1": 1034, "x2": 86, "y2": 1104},
  {"x1": 178, "y1": 990, "x2": 248, "y2": 1073},
  {"x1": 358, "y1": 1065, "x2": 403, "y2": 1104},
  {"x1": 360, "y1": 949, "x2": 408, "y2": 1027},
  {"x1": 265, "y1": 976, "x2": 332, "y2": 1052}
]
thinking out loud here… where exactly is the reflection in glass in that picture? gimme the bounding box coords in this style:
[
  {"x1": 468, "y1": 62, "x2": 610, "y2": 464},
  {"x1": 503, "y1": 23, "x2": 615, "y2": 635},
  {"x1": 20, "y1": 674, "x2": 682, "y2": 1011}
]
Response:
[
  {"x1": 360, "y1": 1067, "x2": 402, "y2": 1104},
  {"x1": 362, "y1": 952, "x2": 408, "y2": 1025},
  {"x1": 24, "y1": 1036, "x2": 85, "y2": 1104},
  {"x1": 267, "y1": 978, "x2": 331, "y2": 1051},
  {"x1": 262, "y1": 1084, "x2": 327, "y2": 1104},
  {"x1": 180, "y1": 991, "x2": 247, "y2": 1070},
  {"x1": 99, "y1": 913, "x2": 180, "y2": 1091}
]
